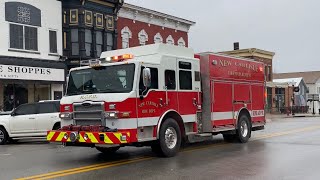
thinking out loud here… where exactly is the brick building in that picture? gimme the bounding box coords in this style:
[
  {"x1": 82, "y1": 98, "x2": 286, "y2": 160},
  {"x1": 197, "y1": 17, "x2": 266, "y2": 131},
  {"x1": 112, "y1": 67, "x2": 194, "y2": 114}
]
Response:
[
  {"x1": 117, "y1": 3, "x2": 195, "y2": 49},
  {"x1": 219, "y1": 43, "x2": 275, "y2": 82}
]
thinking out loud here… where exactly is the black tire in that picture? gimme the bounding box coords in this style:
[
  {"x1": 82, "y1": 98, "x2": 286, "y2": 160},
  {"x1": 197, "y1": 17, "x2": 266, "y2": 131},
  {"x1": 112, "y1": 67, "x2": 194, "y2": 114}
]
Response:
[
  {"x1": 52, "y1": 123, "x2": 61, "y2": 130},
  {"x1": 96, "y1": 146, "x2": 120, "y2": 154},
  {"x1": 236, "y1": 114, "x2": 251, "y2": 143},
  {"x1": 0, "y1": 127, "x2": 9, "y2": 145},
  {"x1": 153, "y1": 118, "x2": 181, "y2": 157},
  {"x1": 223, "y1": 134, "x2": 236, "y2": 142}
]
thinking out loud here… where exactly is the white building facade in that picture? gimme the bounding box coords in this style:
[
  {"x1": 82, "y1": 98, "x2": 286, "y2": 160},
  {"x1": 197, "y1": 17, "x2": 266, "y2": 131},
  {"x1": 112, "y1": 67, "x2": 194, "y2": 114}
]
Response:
[{"x1": 0, "y1": 0, "x2": 65, "y2": 111}]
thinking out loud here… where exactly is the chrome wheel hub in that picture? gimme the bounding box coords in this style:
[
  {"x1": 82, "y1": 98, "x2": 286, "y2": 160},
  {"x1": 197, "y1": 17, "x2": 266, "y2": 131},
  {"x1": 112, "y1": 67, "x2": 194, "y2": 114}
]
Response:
[
  {"x1": 0, "y1": 130, "x2": 4, "y2": 142},
  {"x1": 240, "y1": 121, "x2": 248, "y2": 137},
  {"x1": 165, "y1": 127, "x2": 177, "y2": 149}
]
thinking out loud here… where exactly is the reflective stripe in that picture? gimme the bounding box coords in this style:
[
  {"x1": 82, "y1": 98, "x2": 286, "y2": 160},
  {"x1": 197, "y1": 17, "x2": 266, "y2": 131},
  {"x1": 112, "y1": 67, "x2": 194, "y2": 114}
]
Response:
[
  {"x1": 47, "y1": 131, "x2": 132, "y2": 144},
  {"x1": 47, "y1": 131, "x2": 55, "y2": 141},
  {"x1": 87, "y1": 133, "x2": 98, "y2": 143},
  {"x1": 114, "y1": 133, "x2": 127, "y2": 143},
  {"x1": 211, "y1": 110, "x2": 265, "y2": 120},
  {"x1": 181, "y1": 114, "x2": 196, "y2": 123},
  {"x1": 56, "y1": 132, "x2": 65, "y2": 141},
  {"x1": 78, "y1": 133, "x2": 86, "y2": 143},
  {"x1": 102, "y1": 133, "x2": 113, "y2": 144}
]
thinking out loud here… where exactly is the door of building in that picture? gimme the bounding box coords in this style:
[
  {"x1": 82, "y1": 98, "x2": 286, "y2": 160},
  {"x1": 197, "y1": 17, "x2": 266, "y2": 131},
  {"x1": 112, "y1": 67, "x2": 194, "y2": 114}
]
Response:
[{"x1": 3, "y1": 84, "x2": 28, "y2": 111}]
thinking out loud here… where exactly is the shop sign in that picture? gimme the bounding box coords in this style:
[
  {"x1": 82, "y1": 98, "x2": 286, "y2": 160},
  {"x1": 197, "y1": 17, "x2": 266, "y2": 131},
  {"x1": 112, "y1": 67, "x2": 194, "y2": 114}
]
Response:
[{"x1": 0, "y1": 64, "x2": 64, "y2": 82}]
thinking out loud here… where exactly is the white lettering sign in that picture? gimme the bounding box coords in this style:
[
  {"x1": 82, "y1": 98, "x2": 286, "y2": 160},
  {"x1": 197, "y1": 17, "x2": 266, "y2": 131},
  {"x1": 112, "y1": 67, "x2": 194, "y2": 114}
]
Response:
[
  {"x1": 252, "y1": 110, "x2": 265, "y2": 117},
  {"x1": 0, "y1": 64, "x2": 65, "y2": 82}
]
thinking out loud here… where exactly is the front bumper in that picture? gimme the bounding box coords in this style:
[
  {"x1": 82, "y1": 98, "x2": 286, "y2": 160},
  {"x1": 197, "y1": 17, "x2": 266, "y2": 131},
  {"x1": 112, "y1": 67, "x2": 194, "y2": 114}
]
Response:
[{"x1": 47, "y1": 130, "x2": 130, "y2": 144}]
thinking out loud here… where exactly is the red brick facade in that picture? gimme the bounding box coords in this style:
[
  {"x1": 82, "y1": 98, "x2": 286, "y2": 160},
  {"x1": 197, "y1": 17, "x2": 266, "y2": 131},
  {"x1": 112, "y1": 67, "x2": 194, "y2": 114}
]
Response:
[{"x1": 117, "y1": 17, "x2": 189, "y2": 49}]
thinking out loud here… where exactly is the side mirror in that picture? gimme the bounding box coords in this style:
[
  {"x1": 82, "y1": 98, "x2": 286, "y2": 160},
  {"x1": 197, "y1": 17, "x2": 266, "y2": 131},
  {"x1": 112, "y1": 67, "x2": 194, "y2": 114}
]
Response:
[
  {"x1": 143, "y1": 68, "x2": 151, "y2": 88},
  {"x1": 11, "y1": 111, "x2": 16, "y2": 116}
]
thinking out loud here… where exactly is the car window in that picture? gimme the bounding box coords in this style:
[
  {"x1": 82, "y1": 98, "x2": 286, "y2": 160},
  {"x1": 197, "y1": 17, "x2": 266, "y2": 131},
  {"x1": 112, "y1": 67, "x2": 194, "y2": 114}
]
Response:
[
  {"x1": 14, "y1": 104, "x2": 37, "y2": 115},
  {"x1": 38, "y1": 103, "x2": 58, "y2": 114},
  {"x1": 54, "y1": 101, "x2": 61, "y2": 112}
]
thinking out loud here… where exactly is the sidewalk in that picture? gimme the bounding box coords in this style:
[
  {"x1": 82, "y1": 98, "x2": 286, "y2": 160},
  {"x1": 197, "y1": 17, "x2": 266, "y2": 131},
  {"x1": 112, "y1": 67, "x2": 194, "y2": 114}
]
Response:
[{"x1": 266, "y1": 113, "x2": 320, "y2": 121}]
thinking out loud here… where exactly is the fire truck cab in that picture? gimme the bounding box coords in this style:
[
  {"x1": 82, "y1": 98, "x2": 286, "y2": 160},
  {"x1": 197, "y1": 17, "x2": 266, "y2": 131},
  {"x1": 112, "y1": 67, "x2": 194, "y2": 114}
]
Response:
[{"x1": 47, "y1": 44, "x2": 265, "y2": 157}]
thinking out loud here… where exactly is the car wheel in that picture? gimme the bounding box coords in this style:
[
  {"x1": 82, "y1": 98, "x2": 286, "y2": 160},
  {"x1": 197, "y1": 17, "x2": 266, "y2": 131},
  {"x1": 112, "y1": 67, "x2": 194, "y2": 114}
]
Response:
[
  {"x1": 96, "y1": 146, "x2": 120, "y2": 154},
  {"x1": 0, "y1": 127, "x2": 9, "y2": 145}
]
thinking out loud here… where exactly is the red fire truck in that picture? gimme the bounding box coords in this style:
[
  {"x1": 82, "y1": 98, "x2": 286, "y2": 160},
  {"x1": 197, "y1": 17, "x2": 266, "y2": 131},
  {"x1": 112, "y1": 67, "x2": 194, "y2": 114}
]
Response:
[{"x1": 47, "y1": 44, "x2": 265, "y2": 157}]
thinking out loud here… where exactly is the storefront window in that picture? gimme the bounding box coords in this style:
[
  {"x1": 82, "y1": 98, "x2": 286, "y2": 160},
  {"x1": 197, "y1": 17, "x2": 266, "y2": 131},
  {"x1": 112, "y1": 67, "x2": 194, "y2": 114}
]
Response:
[
  {"x1": 0, "y1": 83, "x2": 51, "y2": 112},
  {"x1": 2, "y1": 84, "x2": 28, "y2": 111},
  {"x1": 34, "y1": 84, "x2": 50, "y2": 102}
]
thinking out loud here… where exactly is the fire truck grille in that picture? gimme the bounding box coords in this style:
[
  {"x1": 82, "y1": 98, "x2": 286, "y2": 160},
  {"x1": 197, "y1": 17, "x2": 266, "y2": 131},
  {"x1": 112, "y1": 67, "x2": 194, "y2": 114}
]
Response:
[{"x1": 73, "y1": 102, "x2": 104, "y2": 126}]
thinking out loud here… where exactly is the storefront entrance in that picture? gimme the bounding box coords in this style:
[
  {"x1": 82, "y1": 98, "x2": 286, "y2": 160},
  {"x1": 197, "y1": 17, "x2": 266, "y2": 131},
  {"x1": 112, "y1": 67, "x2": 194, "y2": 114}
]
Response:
[{"x1": 3, "y1": 84, "x2": 28, "y2": 111}]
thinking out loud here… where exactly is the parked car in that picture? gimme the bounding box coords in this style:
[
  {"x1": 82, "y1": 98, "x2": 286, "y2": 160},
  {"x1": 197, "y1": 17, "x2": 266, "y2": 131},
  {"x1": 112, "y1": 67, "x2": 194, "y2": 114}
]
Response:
[{"x1": 0, "y1": 100, "x2": 61, "y2": 145}]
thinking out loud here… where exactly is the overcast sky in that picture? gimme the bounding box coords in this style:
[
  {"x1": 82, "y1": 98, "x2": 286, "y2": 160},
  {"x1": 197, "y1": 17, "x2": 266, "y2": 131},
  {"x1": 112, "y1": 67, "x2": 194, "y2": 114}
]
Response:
[{"x1": 126, "y1": 0, "x2": 320, "y2": 73}]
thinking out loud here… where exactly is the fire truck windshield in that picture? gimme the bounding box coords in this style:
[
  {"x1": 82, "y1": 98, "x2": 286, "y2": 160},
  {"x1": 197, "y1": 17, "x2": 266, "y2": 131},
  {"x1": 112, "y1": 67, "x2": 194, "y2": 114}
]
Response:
[{"x1": 66, "y1": 64, "x2": 135, "y2": 95}]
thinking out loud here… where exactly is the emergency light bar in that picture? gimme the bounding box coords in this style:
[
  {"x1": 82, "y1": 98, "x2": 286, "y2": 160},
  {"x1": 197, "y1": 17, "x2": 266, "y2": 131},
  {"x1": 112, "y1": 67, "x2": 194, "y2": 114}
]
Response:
[
  {"x1": 80, "y1": 59, "x2": 103, "y2": 67},
  {"x1": 106, "y1": 54, "x2": 134, "y2": 62},
  {"x1": 80, "y1": 54, "x2": 134, "y2": 67}
]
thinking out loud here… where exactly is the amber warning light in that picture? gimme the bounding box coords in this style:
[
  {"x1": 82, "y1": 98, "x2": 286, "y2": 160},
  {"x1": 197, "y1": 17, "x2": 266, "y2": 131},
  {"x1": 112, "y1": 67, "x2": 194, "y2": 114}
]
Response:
[
  {"x1": 106, "y1": 54, "x2": 134, "y2": 62},
  {"x1": 81, "y1": 54, "x2": 134, "y2": 67}
]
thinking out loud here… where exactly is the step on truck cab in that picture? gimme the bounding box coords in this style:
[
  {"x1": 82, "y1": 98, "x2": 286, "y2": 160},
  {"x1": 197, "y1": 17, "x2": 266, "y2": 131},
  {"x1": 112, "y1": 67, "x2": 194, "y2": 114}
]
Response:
[{"x1": 47, "y1": 44, "x2": 265, "y2": 157}]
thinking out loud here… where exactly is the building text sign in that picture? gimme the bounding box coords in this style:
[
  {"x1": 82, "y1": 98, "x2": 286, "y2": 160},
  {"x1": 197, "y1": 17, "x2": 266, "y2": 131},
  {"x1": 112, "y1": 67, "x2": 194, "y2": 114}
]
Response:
[
  {"x1": 5, "y1": 2, "x2": 41, "y2": 26},
  {"x1": 0, "y1": 64, "x2": 65, "y2": 82}
]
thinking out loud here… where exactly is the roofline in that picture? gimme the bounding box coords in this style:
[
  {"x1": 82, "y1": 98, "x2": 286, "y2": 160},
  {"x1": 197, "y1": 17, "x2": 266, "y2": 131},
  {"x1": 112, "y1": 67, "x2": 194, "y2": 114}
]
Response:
[
  {"x1": 197, "y1": 52, "x2": 264, "y2": 65},
  {"x1": 275, "y1": 71, "x2": 320, "y2": 74},
  {"x1": 122, "y1": 3, "x2": 196, "y2": 26},
  {"x1": 220, "y1": 48, "x2": 275, "y2": 56}
]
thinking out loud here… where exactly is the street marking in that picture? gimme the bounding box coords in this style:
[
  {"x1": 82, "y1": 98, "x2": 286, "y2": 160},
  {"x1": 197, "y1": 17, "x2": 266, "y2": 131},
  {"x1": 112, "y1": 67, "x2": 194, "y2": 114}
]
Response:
[
  {"x1": 16, "y1": 125, "x2": 320, "y2": 180},
  {"x1": 0, "y1": 154, "x2": 11, "y2": 156},
  {"x1": 15, "y1": 157, "x2": 151, "y2": 180}
]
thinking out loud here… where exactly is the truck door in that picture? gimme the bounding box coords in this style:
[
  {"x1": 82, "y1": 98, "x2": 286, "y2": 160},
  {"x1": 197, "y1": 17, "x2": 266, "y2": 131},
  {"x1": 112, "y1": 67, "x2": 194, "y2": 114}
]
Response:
[
  {"x1": 233, "y1": 83, "x2": 252, "y2": 124},
  {"x1": 211, "y1": 81, "x2": 234, "y2": 126},
  {"x1": 137, "y1": 64, "x2": 166, "y2": 140},
  {"x1": 176, "y1": 59, "x2": 200, "y2": 123}
]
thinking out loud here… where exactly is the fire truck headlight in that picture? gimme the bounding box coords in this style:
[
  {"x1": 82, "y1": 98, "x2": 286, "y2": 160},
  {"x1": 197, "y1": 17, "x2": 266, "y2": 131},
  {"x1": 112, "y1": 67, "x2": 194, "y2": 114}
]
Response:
[
  {"x1": 59, "y1": 112, "x2": 73, "y2": 120},
  {"x1": 104, "y1": 112, "x2": 119, "y2": 119}
]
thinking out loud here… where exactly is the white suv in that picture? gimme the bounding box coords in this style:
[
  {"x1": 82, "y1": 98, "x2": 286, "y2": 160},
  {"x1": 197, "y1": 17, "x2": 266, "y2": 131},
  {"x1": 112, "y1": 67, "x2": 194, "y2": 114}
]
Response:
[{"x1": 0, "y1": 100, "x2": 61, "y2": 145}]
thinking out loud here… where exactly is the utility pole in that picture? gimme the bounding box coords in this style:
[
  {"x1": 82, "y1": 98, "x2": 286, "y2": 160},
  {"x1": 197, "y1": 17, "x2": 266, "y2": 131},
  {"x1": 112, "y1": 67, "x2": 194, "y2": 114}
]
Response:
[
  {"x1": 292, "y1": 84, "x2": 295, "y2": 116},
  {"x1": 312, "y1": 94, "x2": 315, "y2": 115}
]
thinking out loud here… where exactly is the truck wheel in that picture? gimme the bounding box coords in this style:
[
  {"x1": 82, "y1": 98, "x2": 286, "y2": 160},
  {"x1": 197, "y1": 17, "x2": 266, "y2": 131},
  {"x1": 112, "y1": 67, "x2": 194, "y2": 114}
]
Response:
[
  {"x1": 96, "y1": 146, "x2": 120, "y2": 154},
  {"x1": 0, "y1": 127, "x2": 8, "y2": 145},
  {"x1": 154, "y1": 118, "x2": 181, "y2": 157},
  {"x1": 236, "y1": 114, "x2": 251, "y2": 143}
]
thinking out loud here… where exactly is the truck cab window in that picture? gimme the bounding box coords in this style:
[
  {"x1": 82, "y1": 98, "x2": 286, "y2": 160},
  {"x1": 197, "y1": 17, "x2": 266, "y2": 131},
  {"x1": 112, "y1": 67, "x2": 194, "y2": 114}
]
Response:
[
  {"x1": 179, "y1": 70, "x2": 192, "y2": 90},
  {"x1": 139, "y1": 67, "x2": 159, "y2": 95},
  {"x1": 165, "y1": 70, "x2": 176, "y2": 90}
]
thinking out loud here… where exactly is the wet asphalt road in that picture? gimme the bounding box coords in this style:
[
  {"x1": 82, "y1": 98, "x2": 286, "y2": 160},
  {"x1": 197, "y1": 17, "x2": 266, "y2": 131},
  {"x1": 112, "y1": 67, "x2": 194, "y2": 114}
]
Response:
[{"x1": 1, "y1": 117, "x2": 320, "y2": 180}]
